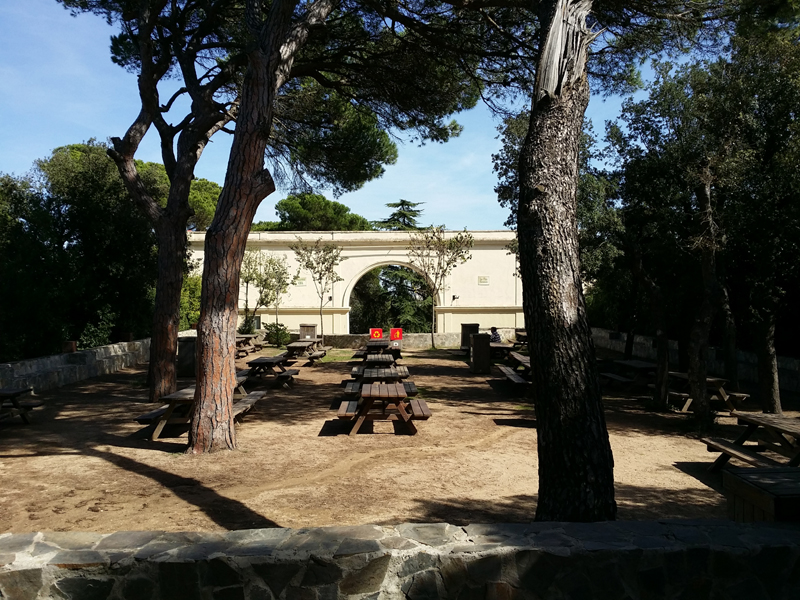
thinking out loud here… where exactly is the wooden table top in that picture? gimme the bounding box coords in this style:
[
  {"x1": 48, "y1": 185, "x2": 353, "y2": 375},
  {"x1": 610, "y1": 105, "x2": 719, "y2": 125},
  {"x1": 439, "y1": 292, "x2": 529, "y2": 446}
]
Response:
[
  {"x1": 236, "y1": 334, "x2": 259, "y2": 339},
  {"x1": 360, "y1": 383, "x2": 407, "y2": 399},
  {"x1": 669, "y1": 371, "x2": 727, "y2": 386},
  {"x1": 0, "y1": 387, "x2": 33, "y2": 399},
  {"x1": 363, "y1": 368, "x2": 403, "y2": 381},
  {"x1": 287, "y1": 341, "x2": 315, "y2": 348},
  {"x1": 365, "y1": 354, "x2": 394, "y2": 364},
  {"x1": 616, "y1": 359, "x2": 657, "y2": 370},
  {"x1": 247, "y1": 355, "x2": 286, "y2": 366},
  {"x1": 732, "y1": 411, "x2": 800, "y2": 438}
]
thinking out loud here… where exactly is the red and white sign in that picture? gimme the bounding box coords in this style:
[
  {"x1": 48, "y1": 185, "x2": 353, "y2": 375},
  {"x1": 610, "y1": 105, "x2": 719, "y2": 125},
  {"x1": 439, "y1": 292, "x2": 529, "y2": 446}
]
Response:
[
  {"x1": 369, "y1": 328, "x2": 384, "y2": 339},
  {"x1": 390, "y1": 328, "x2": 403, "y2": 340}
]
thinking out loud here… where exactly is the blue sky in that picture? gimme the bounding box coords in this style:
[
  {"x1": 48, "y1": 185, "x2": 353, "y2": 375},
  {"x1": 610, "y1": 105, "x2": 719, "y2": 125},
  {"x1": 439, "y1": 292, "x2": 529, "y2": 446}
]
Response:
[{"x1": 1, "y1": 0, "x2": 632, "y2": 231}]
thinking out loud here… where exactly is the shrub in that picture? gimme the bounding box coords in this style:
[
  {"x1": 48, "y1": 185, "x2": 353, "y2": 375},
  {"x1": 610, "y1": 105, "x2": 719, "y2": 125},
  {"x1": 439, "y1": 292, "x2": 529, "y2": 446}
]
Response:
[
  {"x1": 78, "y1": 306, "x2": 116, "y2": 349},
  {"x1": 264, "y1": 322, "x2": 290, "y2": 347}
]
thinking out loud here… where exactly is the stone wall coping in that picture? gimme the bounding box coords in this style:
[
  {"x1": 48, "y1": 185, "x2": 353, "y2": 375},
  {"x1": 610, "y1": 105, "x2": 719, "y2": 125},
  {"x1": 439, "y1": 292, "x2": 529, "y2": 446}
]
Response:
[{"x1": 2, "y1": 521, "x2": 799, "y2": 569}]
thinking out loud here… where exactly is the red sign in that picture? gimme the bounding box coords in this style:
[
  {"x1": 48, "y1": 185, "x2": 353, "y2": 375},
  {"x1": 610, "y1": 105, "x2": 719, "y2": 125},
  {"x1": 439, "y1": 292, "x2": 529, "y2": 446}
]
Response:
[
  {"x1": 370, "y1": 328, "x2": 384, "y2": 339},
  {"x1": 390, "y1": 328, "x2": 403, "y2": 340}
]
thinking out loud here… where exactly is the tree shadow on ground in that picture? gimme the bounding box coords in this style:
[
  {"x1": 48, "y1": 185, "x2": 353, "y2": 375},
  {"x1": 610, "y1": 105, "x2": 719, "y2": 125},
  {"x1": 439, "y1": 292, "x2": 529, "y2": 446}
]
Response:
[
  {"x1": 400, "y1": 494, "x2": 538, "y2": 525},
  {"x1": 85, "y1": 446, "x2": 280, "y2": 530},
  {"x1": 615, "y1": 479, "x2": 726, "y2": 520}
]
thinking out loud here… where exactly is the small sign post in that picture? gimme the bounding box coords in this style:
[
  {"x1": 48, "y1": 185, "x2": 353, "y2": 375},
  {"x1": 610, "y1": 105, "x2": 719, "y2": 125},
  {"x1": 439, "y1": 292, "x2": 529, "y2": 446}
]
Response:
[
  {"x1": 370, "y1": 328, "x2": 384, "y2": 339},
  {"x1": 390, "y1": 328, "x2": 403, "y2": 341}
]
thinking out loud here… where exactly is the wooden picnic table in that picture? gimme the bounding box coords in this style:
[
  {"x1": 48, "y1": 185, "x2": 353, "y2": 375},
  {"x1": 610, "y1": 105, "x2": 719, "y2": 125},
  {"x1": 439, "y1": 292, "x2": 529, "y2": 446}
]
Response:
[
  {"x1": 704, "y1": 411, "x2": 800, "y2": 472},
  {"x1": 668, "y1": 371, "x2": 745, "y2": 412},
  {"x1": 247, "y1": 354, "x2": 287, "y2": 377},
  {"x1": 148, "y1": 374, "x2": 249, "y2": 441},
  {"x1": 361, "y1": 367, "x2": 408, "y2": 383},
  {"x1": 364, "y1": 353, "x2": 395, "y2": 367},
  {"x1": 285, "y1": 340, "x2": 316, "y2": 358},
  {"x1": 490, "y1": 342, "x2": 514, "y2": 358},
  {"x1": 366, "y1": 339, "x2": 390, "y2": 349},
  {"x1": 235, "y1": 334, "x2": 259, "y2": 357},
  {"x1": 509, "y1": 352, "x2": 531, "y2": 373},
  {"x1": 343, "y1": 382, "x2": 417, "y2": 435},
  {"x1": 0, "y1": 387, "x2": 37, "y2": 424}
]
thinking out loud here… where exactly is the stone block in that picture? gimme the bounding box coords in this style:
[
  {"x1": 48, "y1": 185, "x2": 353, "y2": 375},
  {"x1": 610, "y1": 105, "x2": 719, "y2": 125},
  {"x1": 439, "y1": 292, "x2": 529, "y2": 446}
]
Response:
[
  {"x1": 251, "y1": 562, "x2": 302, "y2": 597},
  {"x1": 54, "y1": 576, "x2": 115, "y2": 600},
  {"x1": 395, "y1": 523, "x2": 462, "y2": 547},
  {"x1": 121, "y1": 576, "x2": 157, "y2": 600},
  {"x1": 213, "y1": 585, "x2": 246, "y2": 600},
  {"x1": 0, "y1": 533, "x2": 36, "y2": 553},
  {"x1": 158, "y1": 562, "x2": 201, "y2": 600},
  {"x1": 0, "y1": 569, "x2": 43, "y2": 599},
  {"x1": 339, "y1": 555, "x2": 391, "y2": 595},
  {"x1": 299, "y1": 556, "x2": 342, "y2": 586},
  {"x1": 48, "y1": 550, "x2": 108, "y2": 569}
]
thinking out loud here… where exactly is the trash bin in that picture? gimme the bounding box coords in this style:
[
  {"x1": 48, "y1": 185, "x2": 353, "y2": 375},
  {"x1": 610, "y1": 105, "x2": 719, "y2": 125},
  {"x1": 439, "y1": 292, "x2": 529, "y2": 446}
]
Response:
[
  {"x1": 299, "y1": 323, "x2": 317, "y2": 340},
  {"x1": 461, "y1": 323, "x2": 480, "y2": 351},
  {"x1": 470, "y1": 333, "x2": 491, "y2": 374},
  {"x1": 176, "y1": 337, "x2": 196, "y2": 378}
]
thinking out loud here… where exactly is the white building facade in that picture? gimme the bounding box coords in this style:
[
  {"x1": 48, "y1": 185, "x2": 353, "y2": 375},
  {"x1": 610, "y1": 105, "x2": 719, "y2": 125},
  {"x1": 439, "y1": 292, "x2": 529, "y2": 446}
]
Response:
[{"x1": 188, "y1": 230, "x2": 522, "y2": 334}]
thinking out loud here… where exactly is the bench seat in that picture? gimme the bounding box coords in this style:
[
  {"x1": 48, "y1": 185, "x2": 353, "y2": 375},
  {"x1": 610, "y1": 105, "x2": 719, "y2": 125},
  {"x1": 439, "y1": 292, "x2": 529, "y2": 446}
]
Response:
[
  {"x1": 402, "y1": 381, "x2": 418, "y2": 397},
  {"x1": 232, "y1": 391, "x2": 266, "y2": 422},
  {"x1": 275, "y1": 368, "x2": 300, "y2": 388},
  {"x1": 307, "y1": 351, "x2": 326, "y2": 365},
  {"x1": 409, "y1": 398, "x2": 431, "y2": 420},
  {"x1": 344, "y1": 381, "x2": 361, "y2": 396},
  {"x1": 497, "y1": 365, "x2": 528, "y2": 385},
  {"x1": 702, "y1": 437, "x2": 781, "y2": 469},
  {"x1": 352, "y1": 350, "x2": 367, "y2": 359},
  {"x1": 338, "y1": 399, "x2": 359, "y2": 418},
  {"x1": 351, "y1": 365, "x2": 365, "y2": 378}
]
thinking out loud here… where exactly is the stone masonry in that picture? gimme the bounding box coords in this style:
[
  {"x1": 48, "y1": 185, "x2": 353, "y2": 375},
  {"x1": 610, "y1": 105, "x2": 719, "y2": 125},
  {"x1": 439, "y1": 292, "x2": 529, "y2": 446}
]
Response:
[{"x1": 1, "y1": 521, "x2": 799, "y2": 599}]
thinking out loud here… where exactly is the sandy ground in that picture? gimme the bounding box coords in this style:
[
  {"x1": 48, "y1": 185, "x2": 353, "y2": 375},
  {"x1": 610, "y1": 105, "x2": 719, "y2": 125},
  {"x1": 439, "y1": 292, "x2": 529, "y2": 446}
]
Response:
[{"x1": 1, "y1": 347, "x2": 788, "y2": 533}]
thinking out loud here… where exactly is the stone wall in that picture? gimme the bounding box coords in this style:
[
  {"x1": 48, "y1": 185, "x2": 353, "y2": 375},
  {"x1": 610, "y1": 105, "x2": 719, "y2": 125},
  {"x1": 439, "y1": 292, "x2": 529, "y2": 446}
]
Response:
[
  {"x1": 0, "y1": 521, "x2": 798, "y2": 599},
  {"x1": 0, "y1": 340, "x2": 150, "y2": 393},
  {"x1": 592, "y1": 327, "x2": 800, "y2": 392}
]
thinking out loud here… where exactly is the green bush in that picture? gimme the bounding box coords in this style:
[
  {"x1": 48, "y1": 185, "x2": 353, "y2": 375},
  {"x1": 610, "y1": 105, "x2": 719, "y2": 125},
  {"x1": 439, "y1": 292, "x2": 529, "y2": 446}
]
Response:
[
  {"x1": 237, "y1": 314, "x2": 257, "y2": 334},
  {"x1": 78, "y1": 306, "x2": 117, "y2": 350},
  {"x1": 264, "y1": 322, "x2": 291, "y2": 347}
]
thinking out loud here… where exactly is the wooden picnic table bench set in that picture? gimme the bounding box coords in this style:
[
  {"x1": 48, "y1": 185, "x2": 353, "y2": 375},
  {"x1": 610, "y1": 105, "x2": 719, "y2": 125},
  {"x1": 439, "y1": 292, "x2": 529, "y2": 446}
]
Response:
[
  {"x1": 338, "y1": 339, "x2": 430, "y2": 435},
  {"x1": 496, "y1": 351, "x2": 532, "y2": 388},
  {"x1": 0, "y1": 387, "x2": 43, "y2": 424}
]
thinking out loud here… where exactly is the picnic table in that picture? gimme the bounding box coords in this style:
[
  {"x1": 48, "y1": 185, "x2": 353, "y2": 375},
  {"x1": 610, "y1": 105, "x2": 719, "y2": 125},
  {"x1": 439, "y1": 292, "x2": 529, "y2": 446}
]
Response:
[
  {"x1": 144, "y1": 374, "x2": 251, "y2": 441},
  {"x1": 703, "y1": 411, "x2": 800, "y2": 472},
  {"x1": 667, "y1": 371, "x2": 747, "y2": 413},
  {"x1": 490, "y1": 342, "x2": 514, "y2": 359},
  {"x1": 0, "y1": 387, "x2": 38, "y2": 424},
  {"x1": 366, "y1": 339, "x2": 390, "y2": 351},
  {"x1": 235, "y1": 334, "x2": 259, "y2": 357},
  {"x1": 338, "y1": 382, "x2": 428, "y2": 435},
  {"x1": 285, "y1": 340, "x2": 316, "y2": 359},
  {"x1": 247, "y1": 354, "x2": 287, "y2": 377},
  {"x1": 362, "y1": 367, "x2": 409, "y2": 383},
  {"x1": 364, "y1": 353, "x2": 395, "y2": 367},
  {"x1": 508, "y1": 352, "x2": 531, "y2": 373}
]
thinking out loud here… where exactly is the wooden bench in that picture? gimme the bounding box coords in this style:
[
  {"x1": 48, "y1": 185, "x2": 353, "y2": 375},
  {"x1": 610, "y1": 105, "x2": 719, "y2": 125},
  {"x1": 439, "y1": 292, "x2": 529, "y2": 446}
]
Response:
[
  {"x1": 275, "y1": 369, "x2": 300, "y2": 388},
  {"x1": 402, "y1": 381, "x2": 418, "y2": 397},
  {"x1": 338, "y1": 399, "x2": 359, "y2": 418},
  {"x1": 307, "y1": 351, "x2": 326, "y2": 365},
  {"x1": 322, "y1": 346, "x2": 333, "y2": 352},
  {"x1": 0, "y1": 387, "x2": 37, "y2": 424},
  {"x1": 232, "y1": 391, "x2": 266, "y2": 422},
  {"x1": 409, "y1": 398, "x2": 432, "y2": 419},
  {"x1": 351, "y1": 365, "x2": 365, "y2": 378},
  {"x1": 702, "y1": 437, "x2": 781, "y2": 469},
  {"x1": 599, "y1": 372, "x2": 634, "y2": 386},
  {"x1": 344, "y1": 381, "x2": 362, "y2": 396},
  {"x1": 497, "y1": 364, "x2": 529, "y2": 386},
  {"x1": 352, "y1": 350, "x2": 367, "y2": 359}
]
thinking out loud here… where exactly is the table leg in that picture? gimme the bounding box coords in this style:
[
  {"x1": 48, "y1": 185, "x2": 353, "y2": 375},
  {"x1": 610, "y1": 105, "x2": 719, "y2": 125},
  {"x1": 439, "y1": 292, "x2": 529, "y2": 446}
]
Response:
[
  {"x1": 10, "y1": 398, "x2": 30, "y2": 424},
  {"x1": 349, "y1": 398, "x2": 375, "y2": 436},
  {"x1": 395, "y1": 401, "x2": 417, "y2": 435},
  {"x1": 152, "y1": 402, "x2": 180, "y2": 441},
  {"x1": 709, "y1": 423, "x2": 758, "y2": 473}
]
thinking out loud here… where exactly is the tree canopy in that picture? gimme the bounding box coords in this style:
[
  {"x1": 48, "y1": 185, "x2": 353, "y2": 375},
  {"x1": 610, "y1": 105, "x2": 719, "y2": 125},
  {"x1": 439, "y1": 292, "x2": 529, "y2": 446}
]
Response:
[{"x1": 252, "y1": 193, "x2": 373, "y2": 231}]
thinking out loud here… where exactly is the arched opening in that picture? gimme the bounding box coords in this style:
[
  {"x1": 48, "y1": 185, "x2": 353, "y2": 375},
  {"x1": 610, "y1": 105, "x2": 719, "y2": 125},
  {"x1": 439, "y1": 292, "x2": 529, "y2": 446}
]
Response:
[{"x1": 345, "y1": 262, "x2": 435, "y2": 334}]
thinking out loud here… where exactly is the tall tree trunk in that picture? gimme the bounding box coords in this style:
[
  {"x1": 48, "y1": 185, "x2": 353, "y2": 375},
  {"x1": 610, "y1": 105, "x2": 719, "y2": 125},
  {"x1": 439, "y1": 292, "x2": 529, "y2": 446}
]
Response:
[
  {"x1": 189, "y1": 50, "x2": 277, "y2": 453},
  {"x1": 430, "y1": 301, "x2": 436, "y2": 349},
  {"x1": 752, "y1": 314, "x2": 781, "y2": 414},
  {"x1": 719, "y1": 280, "x2": 739, "y2": 391},
  {"x1": 189, "y1": 0, "x2": 331, "y2": 453},
  {"x1": 319, "y1": 296, "x2": 325, "y2": 344},
  {"x1": 687, "y1": 176, "x2": 719, "y2": 430},
  {"x1": 631, "y1": 251, "x2": 669, "y2": 409},
  {"x1": 147, "y1": 221, "x2": 189, "y2": 401},
  {"x1": 517, "y1": 0, "x2": 616, "y2": 522}
]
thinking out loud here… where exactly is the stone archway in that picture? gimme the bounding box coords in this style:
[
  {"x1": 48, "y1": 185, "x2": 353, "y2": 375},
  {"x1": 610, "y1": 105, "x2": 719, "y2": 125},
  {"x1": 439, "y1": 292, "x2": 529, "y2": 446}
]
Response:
[
  {"x1": 188, "y1": 230, "x2": 523, "y2": 334},
  {"x1": 341, "y1": 260, "x2": 440, "y2": 334}
]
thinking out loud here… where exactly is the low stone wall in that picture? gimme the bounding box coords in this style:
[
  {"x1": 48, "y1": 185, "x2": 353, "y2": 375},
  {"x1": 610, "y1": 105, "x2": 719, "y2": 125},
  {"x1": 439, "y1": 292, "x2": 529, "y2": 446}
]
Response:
[
  {"x1": 1, "y1": 521, "x2": 798, "y2": 599},
  {"x1": 592, "y1": 327, "x2": 800, "y2": 392},
  {"x1": 0, "y1": 340, "x2": 150, "y2": 393}
]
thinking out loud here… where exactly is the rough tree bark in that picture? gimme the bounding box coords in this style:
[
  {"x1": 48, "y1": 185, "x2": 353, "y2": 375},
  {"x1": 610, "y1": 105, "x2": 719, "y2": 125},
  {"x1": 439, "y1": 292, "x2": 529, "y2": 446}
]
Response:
[
  {"x1": 687, "y1": 175, "x2": 718, "y2": 429},
  {"x1": 631, "y1": 250, "x2": 669, "y2": 410},
  {"x1": 752, "y1": 314, "x2": 781, "y2": 414},
  {"x1": 517, "y1": 0, "x2": 616, "y2": 521},
  {"x1": 188, "y1": 0, "x2": 334, "y2": 453},
  {"x1": 719, "y1": 279, "x2": 739, "y2": 391}
]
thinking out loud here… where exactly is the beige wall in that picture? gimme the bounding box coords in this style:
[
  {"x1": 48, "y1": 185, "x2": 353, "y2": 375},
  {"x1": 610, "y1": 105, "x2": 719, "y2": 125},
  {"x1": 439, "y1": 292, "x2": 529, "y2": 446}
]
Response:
[{"x1": 188, "y1": 230, "x2": 522, "y2": 334}]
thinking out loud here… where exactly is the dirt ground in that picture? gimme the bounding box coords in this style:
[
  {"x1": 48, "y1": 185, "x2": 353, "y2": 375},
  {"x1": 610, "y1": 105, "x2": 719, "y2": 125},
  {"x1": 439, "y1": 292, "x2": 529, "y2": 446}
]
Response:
[{"x1": 1, "y1": 347, "x2": 791, "y2": 534}]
